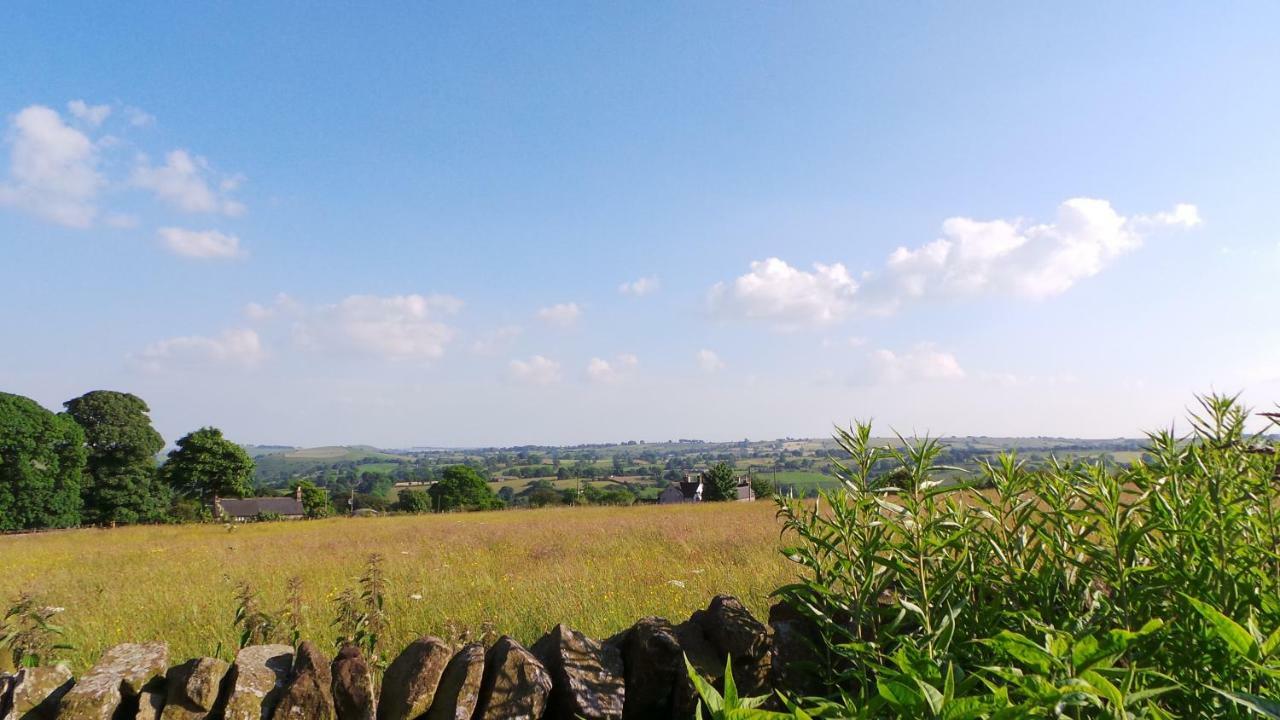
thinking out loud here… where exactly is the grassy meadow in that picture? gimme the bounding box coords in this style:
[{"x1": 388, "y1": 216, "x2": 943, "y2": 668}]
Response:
[{"x1": 0, "y1": 501, "x2": 791, "y2": 671}]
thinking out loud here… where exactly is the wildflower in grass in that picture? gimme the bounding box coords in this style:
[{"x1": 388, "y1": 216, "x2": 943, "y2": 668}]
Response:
[{"x1": 667, "y1": 580, "x2": 686, "y2": 588}]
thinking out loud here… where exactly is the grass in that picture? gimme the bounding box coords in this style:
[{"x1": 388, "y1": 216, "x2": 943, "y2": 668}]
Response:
[{"x1": 0, "y1": 501, "x2": 791, "y2": 671}]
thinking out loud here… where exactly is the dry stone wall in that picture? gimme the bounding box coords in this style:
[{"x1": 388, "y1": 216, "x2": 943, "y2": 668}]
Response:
[{"x1": 0, "y1": 595, "x2": 814, "y2": 720}]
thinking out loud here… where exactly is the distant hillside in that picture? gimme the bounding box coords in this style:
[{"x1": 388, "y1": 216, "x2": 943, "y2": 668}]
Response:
[{"x1": 252, "y1": 445, "x2": 413, "y2": 486}]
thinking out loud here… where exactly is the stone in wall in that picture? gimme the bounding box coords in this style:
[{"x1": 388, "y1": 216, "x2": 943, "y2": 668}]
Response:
[
  {"x1": 472, "y1": 636, "x2": 552, "y2": 720},
  {"x1": 331, "y1": 645, "x2": 375, "y2": 720},
  {"x1": 58, "y1": 642, "x2": 168, "y2": 720},
  {"x1": 768, "y1": 600, "x2": 824, "y2": 696},
  {"x1": 423, "y1": 644, "x2": 484, "y2": 720},
  {"x1": 160, "y1": 657, "x2": 231, "y2": 720},
  {"x1": 693, "y1": 595, "x2": 772, "y2": 695},
  {"x1": 223, "y1": 644, "x2": 294, "y2": 720},
  {"x1": 0, "y1": 665, "x2": 74, "y2": 720},
  {"x1": 376, "y1": 636, "x2": 451, "y2": 720},
  {"x1": 136, "y1": 687, "x2": 166, "y2": 720},
  {"x1": 275, "y1": 641, "x2": 335, "y2": 720},
  {"x1": 531, "y1": 624, "x2": 624, "y2": 720}
]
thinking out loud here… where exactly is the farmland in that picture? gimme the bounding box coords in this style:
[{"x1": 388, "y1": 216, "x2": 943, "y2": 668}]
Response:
[
  {"x1": 0, "y1": 500, "x2": 790, "y2": 672},
  {"x1": 246, "y1": 434, "x2": 1155, "y2": 508}
]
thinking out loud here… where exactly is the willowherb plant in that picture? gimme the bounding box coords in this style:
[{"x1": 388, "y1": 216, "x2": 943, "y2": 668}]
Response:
[
  {"x1": 0, "y1": 592, "x2": 72, "y2": 669},
  {"x1": 776, "y1": 393, "x2": 1280, "y2": 718},
  {"x1": 232, "y1": 581, "x2": 279, "y2": 648},
  {"x1": 282, "y1": 575, "x2": 304, "y2": 647},
  {"x1": 331, "y1": 554, "x2": 389, "y2": 686}
]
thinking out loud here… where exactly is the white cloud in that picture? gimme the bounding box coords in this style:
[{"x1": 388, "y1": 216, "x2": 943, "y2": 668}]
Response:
[
  {"x1": 871, "y1": 198, "x2": 1201, "y2": 307},
  {"x1": 124, "y1": 107, "x2": 155, "y2": 128},
  {"x1": 618, "y1": 276, "x2": 660, "y2": 296},
  {"x1": 0, "y1": 105, "x2": 103, "y2": 227},
  {"x1": 132, "y1": 149, "x2": 245, "y2": 216},
  {"x1": 297, "y1": 294, "x2": 463, "y2": 362},
  {"x1": 710, "y1": 199, "x2": 1200, "y2": 325},
  {"x1": 509, "y1": 355, "x2": 562, "y2": 385},
  {"x1": 710, "y1": 258, "x2": 858, "y2": 330},
  {"x1": 471, "y1": 325, "x2": 523, "y2": 355},
  {"x1": 696, "y1": 349, "x2": 725, "y2": 372},
  {"x1": 67, "y1": 100, "x2": 111, "y2": 127},
  {"x1": 158, "y1": 227, "x2": 245, "y2": 259},
  {"x1": 137, "y1": 328, "x2": 264, "y2": 371},
  {"x1": 822, "y1": 335, "x2": 867, "y2": 349},
  {"x1": 536, "y1": 302, "x2": 582, "y2": 328},
  {"x1": 870, "y1": 343, "x2": 965, "y2": 383},
  {"x1": 586, "y1": 353, "x2": 639, "y2": 382},
  {"x1": 244, "y1": 292, "x2": 300, "y2": 321}
]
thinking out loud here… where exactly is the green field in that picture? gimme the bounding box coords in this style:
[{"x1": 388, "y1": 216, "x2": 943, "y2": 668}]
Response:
[{"x1": 0, "y1": 502, "x2": 791, "y2": 671}]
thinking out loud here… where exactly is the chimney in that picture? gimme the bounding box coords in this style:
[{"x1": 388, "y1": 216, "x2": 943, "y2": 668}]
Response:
[{"x1": 295, "y1": 485, "x2": 303, "y2": 502}]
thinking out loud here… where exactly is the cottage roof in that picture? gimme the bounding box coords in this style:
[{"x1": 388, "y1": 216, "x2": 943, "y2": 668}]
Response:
[{"x1": 217, "y1": 497, "x2": 304, "y2": 518}]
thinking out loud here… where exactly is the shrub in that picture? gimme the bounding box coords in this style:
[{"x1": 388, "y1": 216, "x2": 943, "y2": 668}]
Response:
[{"x1": 776, "y1": 393, "x2": 1280, "y2": 717}]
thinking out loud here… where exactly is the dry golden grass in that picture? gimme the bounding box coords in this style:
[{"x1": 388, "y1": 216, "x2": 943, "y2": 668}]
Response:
[{"x1": 0, "y1": 501, "x2": 791, "y2": 671}]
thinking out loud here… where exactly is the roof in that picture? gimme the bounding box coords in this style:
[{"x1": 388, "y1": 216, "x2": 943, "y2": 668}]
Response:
[{"x1": 217, "y1": 497, "x2": 304, "y2": 518}]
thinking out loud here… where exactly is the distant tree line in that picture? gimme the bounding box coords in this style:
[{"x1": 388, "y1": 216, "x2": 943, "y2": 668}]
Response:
[
  {"x1": 0, "y1": 390, "x2": 258, "y2": 531},
  {"x1": 0, "y1": 390, "x2": 511, "y2": 530}
]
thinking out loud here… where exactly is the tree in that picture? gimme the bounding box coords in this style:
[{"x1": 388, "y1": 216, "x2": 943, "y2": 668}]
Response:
[
  {"x1": 64, "y1": 390, "x2": 168, "y2": 524},
  {"x1": 428, "y1": 465, "x2": 503, "y2": 512},
  {"x1": 396, "y1": 489, "x2": 431, "y2": 513},
  {"x1": 749, "y1": 474, "x2": 774, "y2": 500},
  {"x1": 290, "y1": 479, "x2": 332, "y2": 518},
  {"x1": 0, "y1": 393, "x2": 86, "y2": 531},
  {"x1": 702, "y1": 462, "x2": 739, "y2": 502},
  {"x1": 160, "y1": 427, "x2": 255, "y2": 503}
]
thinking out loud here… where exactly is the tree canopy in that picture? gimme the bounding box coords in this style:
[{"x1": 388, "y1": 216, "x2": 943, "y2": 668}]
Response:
[
  {"x1": 0, "y1": 393, "x2": 86, "y2": 531},
  {"x1": 64, "y1": 390, "x2": 169, "y2": 524},
  {"x1": 290, "y1": 479, "x2": 332, "y2": 518},
  {"x1": 428, "y1": 465, "x2": 503, "y2": 512},
  {"x1": 702, "y1": 461, "x2": 739, "y2": 501},
  {"x1": 161, "y1": 426, "x2": 255, "y2": 502}
]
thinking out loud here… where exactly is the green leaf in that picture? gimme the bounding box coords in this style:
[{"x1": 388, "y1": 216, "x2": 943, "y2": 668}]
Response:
[
  {"x1": 723, "y1": 654, "x2": 738, "y2": 707},
  {"x1": 1183, "y1": 594, "x2": 1257, "y2": 659},
  {"x1": 684, "y1": 654, "x2": 723, "y2": 713},
  {"x1": 982, "y1": 631, "x2": 1054, "y2": 675},
  {"x1": 1215, "y1": 688, "x2": 1280, "y2": 718}
]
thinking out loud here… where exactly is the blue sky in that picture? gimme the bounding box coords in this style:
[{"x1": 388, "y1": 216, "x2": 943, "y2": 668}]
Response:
[{"x1": 3, "y1": 2, "x2": 1279, "y2": 447}]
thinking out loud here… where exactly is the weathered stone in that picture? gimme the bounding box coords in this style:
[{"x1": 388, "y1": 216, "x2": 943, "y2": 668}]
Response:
[
  {"x1": 0, "y1": 665, "x2": 73, "y2": 720},
  {"x1": 160, "y1": 657, "x2": 231, "y2": 720},
  {"x1": 694, "y1": 595, "x2": 771, "y2": 695},
  {"x1": 531, "y1": 624, "x2": 624, "y2": 720},
  {"x1": 0, "y1": 675, "x2": 10, "y2": 719},
  {"x1": 275, "y1": 641, "x2": 335, "y2": 720},
  {"x1": 59, "y1": 642, "x2": 169, "y2": 720},
  {"x1": 612, "y1": 615, "x2": 721, "y2": 720},
  {"x1": 137, "y1": 687, "x2": 166, "y2": 720},
  {"x1": 472, "y1": 636, "x2": 552, "y2": 720},
  {"x1": 331, "y1": 645, "x2": 375, "y2": 720},
  {"x1": 376, "y1": 636, "x2": 451, "y2": 720},
  {"x1": 223, "y1": 644, "x2": 293, "y2": 720},
  {"x1": 423, "y1": 644, "x2": 484, "y2": 720},
  {"x1": 768, "y1": 601, "x2": 824, "y2": 696},
  {"x1": 612, "y1": 618, "x2": 680, "y2": 720}
]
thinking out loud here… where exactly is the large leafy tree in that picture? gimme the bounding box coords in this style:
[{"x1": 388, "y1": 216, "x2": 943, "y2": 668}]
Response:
[
  {"x1": 428, "y1": 465, "x2": 503, "y2": 512},
  {"x1": 0, "y1": 393, "x2": 86, "y2": 531},
  {"x1": 161, "y1": 427, "x2": 254, "y2": 502},
  {"x1": 702, "y1": 461, "x2": 739, "y2": 502},
  {"x1": 289, "y1": 479, "x2": 332, "y2": 518},
  {"x1": 64, "y1": 390, "x2": 169, "y2": 524}
]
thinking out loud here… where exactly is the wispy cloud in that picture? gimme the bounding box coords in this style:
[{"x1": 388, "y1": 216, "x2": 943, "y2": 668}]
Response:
[{"x1": 158, "y1": 227, "x2": 245, "y2": 259}]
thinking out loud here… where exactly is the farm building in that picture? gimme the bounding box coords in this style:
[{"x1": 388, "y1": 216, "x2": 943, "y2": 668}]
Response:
[
  {"x1": 658, "y1": 477, "x2": 703, "y2": 504},
  {"x1": 658, "y1": 473, "x2": 755, "y2": 503},
  {"x1": 213, "y1": 486, "x2": 305, "y2": 521}
]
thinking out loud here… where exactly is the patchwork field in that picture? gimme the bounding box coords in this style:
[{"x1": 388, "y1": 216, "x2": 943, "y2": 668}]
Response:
[{"x1": 0, "y1": 501, "x2": 791, "y2": 672}]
